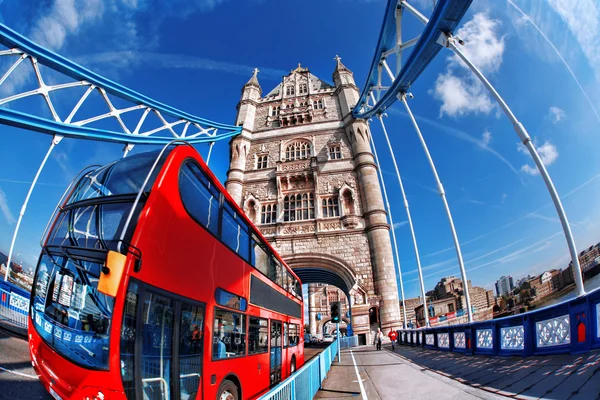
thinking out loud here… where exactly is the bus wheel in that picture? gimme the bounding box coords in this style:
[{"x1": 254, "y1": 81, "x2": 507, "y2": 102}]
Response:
[
  {"x1": 217, "y1": 379, "x2": 238, "y2": 400},
  {"x1": 290, "y1": 357, "x2": 296, "y2": 374}
]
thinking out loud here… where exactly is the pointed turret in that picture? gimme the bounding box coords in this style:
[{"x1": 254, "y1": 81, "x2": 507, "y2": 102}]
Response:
[
  {"x1": 236, "y1": 68, "x2": 262, "y2": 129},
  {"x1": 332, "y1": 55, "x2": 358, "y2": 118},
  {"x1": 244, "y1": 67, "x2": 262, "y2": 91},
  {"x1": 332, "y1": 55, "x2": 355, "y2": 86}
]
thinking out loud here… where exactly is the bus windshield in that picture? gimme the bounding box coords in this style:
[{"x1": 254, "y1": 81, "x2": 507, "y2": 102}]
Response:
[
  {"x1": 68, "y1": 149, "x2": 168, "y2": 203},
  {"x1": 45, "y1": 149, "x2": 170, "y2": 251},
  {"x1": 31, "y1": 252, "x2": 114, "y2": 370}
]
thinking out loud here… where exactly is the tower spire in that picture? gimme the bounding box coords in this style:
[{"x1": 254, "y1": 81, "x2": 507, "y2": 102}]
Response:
[{"x1": 245, "y1": 67, "x2": 261, "y2": 88}]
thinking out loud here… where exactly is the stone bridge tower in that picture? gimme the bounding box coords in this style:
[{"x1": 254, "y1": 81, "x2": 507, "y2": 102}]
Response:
[{"x1": 225, "y1": 59, "x2": 401, "y2": 341}]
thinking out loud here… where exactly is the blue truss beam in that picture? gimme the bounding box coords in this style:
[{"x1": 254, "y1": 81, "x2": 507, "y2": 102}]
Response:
[
  {"x1": 353, "y1": 0, "x2": 473, "y2": 120},
  {"x1": 0, "y1": 23, "x2": 241, "y2": 144},
  {"x1": 0, "y1": 108, "x2": 237, "y2": 145}
]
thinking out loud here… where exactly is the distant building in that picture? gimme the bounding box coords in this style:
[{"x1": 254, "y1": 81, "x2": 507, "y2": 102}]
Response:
[
  {"x1": 516, "y1": 275, "x2": 532, "y2": 288},
  {"x1": 523, "y1": 275, "x2": 553, "y2": 300},
  {"x1": 468, "y1": 286, "x2": 495, "y2": 312},
  {"x1": 417, "y1": 277, "x2": 493, "y2": 326},
  {"x1": 427, "y1": 276, "x2": 465, "y2": 300},
  {"x1": 495, "y1": 275, "x2": 514, "y2": 297},
  {"x1": 415, "y1": 297, "x2": 458, "y2": 327},
  {"x1": 398, "y1": 297, "x2": 421, "y2": 327},
  {"x1": 567, "y1": 242, "x2": 600, "y2": 277}
]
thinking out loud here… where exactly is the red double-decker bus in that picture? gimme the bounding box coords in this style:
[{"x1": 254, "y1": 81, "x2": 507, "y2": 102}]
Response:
[{"x1": 29, "y1": 144, "x2": 304, "y2": 400}]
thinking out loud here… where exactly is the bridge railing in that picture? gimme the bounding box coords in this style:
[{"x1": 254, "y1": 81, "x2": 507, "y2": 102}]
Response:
[
  {"x1": 259, "y1": 336, "x2": 359, "y2": 400},
  {"x1": 0, "y1": 280, "x2": 30, "y2": 330},
  {"x1": 397, "y1": 287, "x2": 600, "y2": 357}
]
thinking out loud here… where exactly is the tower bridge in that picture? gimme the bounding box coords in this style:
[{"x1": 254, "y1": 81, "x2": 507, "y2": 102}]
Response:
[{"x1": 0, "y1": 0, "x2": 599, "y2": 399}]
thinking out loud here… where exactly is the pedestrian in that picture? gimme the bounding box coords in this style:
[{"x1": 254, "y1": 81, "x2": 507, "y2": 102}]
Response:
[
  {"x1": 388, "y1": 329, "x2": 397, "y2": 350},
  {"x1": 376, "y1": 328, "x2": 383, "y2": 350}
]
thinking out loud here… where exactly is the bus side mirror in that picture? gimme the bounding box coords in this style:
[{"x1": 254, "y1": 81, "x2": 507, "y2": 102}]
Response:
[{"x1": 98, "y1": 251, "x2": 127, "y2": 297}]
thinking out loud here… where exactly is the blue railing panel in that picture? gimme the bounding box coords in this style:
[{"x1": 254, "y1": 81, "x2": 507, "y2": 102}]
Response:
[
  {"x1": 397, "y1": 286, "x2": 600, "y2": 357},
  {"x1": 0, "y1": 281, "x2": 30, "y2": 329},
  {"x1": 259, "y1": 337, "x2": 358, "y2": 400}
]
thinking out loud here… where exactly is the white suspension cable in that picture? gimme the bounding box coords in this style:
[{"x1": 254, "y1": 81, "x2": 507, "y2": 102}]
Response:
[
  {"x1": 206, "y1": 141, "x2": 215, "y2": 166},
  {"x1": 5, "y1": 135, "x2": 63, "y2": 281},
  {"x1": 442, "y1": 34, "x2": 585, "y2": 297},
  {"x1": 368, "y1": 122, "x2": 408, "y2": 328},
  {"x1": 401, "y1": 95, "x2": 474, "y2": 323},
  {"x1": 377, "y1": 114, "x2": 429, "y2": 327}
]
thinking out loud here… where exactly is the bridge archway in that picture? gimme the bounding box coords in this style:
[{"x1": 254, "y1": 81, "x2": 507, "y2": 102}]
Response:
[
  {"x1": 318, "y1": 317, "x2": 351, "y2": 335},
  {"x1": 284, "y1": 253, "x2": 357, "y2": 297}
]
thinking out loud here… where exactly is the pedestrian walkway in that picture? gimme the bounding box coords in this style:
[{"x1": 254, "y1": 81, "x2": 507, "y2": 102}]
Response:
[
  {"x1": 315, "y1": 345, "x2": 508, "y2": 399},
  {"x1": 390, "y1": 344, "x2": 600, "y2": 400}
]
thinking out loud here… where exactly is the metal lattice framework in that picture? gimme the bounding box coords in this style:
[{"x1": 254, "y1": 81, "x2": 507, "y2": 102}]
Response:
[
  {"x1": 353, "y1": 0, "x2": 472, "y2": 119},
  {"x1": 0, "y1": 23, "x2": 241, "y2": 145}
]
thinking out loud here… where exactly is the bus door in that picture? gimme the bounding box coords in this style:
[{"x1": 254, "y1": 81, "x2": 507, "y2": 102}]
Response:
[
  {"x1": 122, "y1": 283, "x2": 204, "y2": 400},
  {"x1": 270, "y1": 320, "x2": 282, "y2": 387}
]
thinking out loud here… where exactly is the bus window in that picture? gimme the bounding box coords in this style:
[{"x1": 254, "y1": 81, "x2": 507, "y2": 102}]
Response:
[
  {"x1": 141, "y1": 293, "x2": 175, "y2": 400},
  {"x1": 213, "y1": 308, "x2": 246, "y2": 359},
  {"x1": 120, "y1": 282, "x2": 139, "y2": 400},
  {"x1": 294, "y1": 280, "x2": 302, "y2": 300},
  {"x1": 31, "y1": 254, "x2": 113, "y2": 370},
  {"x1": 179, "y1": 161, "x2": 220, "y2": 235},
  {"x1": 251, "y1": 235, "x2": 269, "y2": 277},
  {"x1": 248, "y1": 317, "x2": 268, "y2": 355},
  {"x1": 288, "y1": 324, "x2": 299, "y2": 347},
  {"x1": 269, "y1": 258, "x2": 283, "y2": 287},
  {"x1": 179, "y1": 302, "x2": 205, "y2": 400},
  {"x1": 215, "y1": 288, "x2": 247, "y2": 311},
  {"x1": 68, "y1": 150, "x2": 168, "y2": 204},
  {"x1": 283, "y1": 323, "x2": 289, "y2": 348},
  {"x1": 221, "y1": 202, "x2": 250, "y2": 260}
]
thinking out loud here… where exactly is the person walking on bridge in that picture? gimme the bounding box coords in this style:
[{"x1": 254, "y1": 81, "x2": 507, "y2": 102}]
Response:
[
  {"x1": 375, "y1": 328, "x2": 384, "y2": 350},
  {"x1": 388, "y1": 329, "x2": 397, "y2": 350}
]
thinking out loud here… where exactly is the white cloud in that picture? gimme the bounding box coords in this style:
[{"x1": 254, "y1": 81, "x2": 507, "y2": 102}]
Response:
[
  {"x1": 0, "y1": 187, "x2": 16, "y2": 225},
  {"x1": 507, "y1": 0, "x2": 600, "y2": 123},
  {"x1": 482, "y1": 130, "x2": 492, "y2": 145},
  {"x1": 75, "y1": 52, "x2": 288, "y2": 81},
  {"x1": 547, "y1": 0, "x2": 600, "y2": 82},
  {"x1": 501, "y1": 193, "x2": 507, "y2": 204},
  {"x1": 432, "y1": 73, "x2": 494, "y2": 117},
  {"x1": 431, "y1": 13, "x2": 505, "y2": 117},
  {"x1": 29, "y1": 0, "x2": 104, "y2": 51},
  {"x1": 1, "y1": 0, "x2": 232, "y2": 95},
  {"x1": 393, "y1": 221, "x2": 408, "y2": 230},
  {"x1": 549, "y1": 106, "x2": 566, "y2": 123},
  {"x1": 520, "y1": 141, "x2": 559, "y2": 175}
]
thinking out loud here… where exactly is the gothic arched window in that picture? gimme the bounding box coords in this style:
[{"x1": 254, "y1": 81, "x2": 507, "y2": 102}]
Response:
[
  {"x1": 283, "y1": 193, "x2": 315, "y2": 221},
  {"x1": 313, "y1": 99, "x2": 324, "y2": 109},
  {"x1": 285, "y1": 140, "x2": 312, "y2": 161},
  {"x1": 328, "y1": 144, "x2": 342, "y2": 160},
  {"x1": 321, "y1": 196, "x2": 340, "y2": 218},
  {"x1": 256, "y1": 155, "x2": 268, "y2": 169},
  {"x1": 299, "y1": 84, "x2": 307, "y2": 94},
  {"x1": 260, "y1": 203, "x2": 277, "y2": 224},
  {"x1": 286, "y1": 85, "x2": 295, "y2": 96}
]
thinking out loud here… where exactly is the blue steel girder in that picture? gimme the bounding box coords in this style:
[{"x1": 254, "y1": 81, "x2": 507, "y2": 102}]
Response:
[
  {"x1": 0, "y1": 23, "x2": 241, "y2": 145},
  {"x1": 353, "y1": 0, "x2": 473, "y2": 120}
]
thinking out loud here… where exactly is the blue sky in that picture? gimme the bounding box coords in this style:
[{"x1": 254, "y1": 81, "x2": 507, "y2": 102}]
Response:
[{"x1": 0, "y1": 0, "x2": 599, "y2": 299}]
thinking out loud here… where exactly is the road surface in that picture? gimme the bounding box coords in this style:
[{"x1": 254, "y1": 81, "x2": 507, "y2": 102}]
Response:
[{"x1": 0, "y1": 329, "x2": 51, "y2": 400}]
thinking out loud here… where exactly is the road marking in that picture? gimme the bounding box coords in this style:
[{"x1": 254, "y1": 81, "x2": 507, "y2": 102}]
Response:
[
  {"x1": 0, "y1": 365, "x2": 38, "y2": 379},
  {"x1": 350, "y1": 350, "x2": 368, "y2": 400}
]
